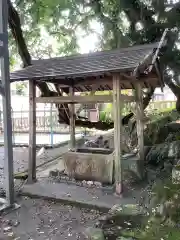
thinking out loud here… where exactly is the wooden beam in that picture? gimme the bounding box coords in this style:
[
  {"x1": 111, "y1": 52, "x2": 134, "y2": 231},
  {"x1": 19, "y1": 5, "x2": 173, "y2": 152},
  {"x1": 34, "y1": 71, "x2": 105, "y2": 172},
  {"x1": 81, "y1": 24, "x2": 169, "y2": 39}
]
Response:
[
  {"x1": 28, "y1": 80, "x2": 36, "y2": 183},
  {"x1": 69, "y1": 87, "x2": 76, "y2": 149},
  {"x1": 113, "y1": 74, "x2": 122, "y2": 195},
  {"x1": 135, "y1": 82, "x2": 144, "y2": 179},
  {"x1": 73, "y1": 75, "x2": 158, "y2": 87},
  {"x1": 120, "y1": 73, "x2": 135, "y2": 80},
  {"x1": 36, "y1": 94, "x2": 134, "y2": 104}
]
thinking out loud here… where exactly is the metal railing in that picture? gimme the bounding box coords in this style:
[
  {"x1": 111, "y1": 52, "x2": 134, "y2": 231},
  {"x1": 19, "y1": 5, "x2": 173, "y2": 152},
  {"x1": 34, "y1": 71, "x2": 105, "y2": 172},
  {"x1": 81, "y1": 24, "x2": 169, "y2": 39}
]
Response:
[
  {"x1": 0, "y1": 100, "x2": 177, "y2": 134},
  {"x1": 10, "y1": 109, "x2": 63, "y2": 133}
]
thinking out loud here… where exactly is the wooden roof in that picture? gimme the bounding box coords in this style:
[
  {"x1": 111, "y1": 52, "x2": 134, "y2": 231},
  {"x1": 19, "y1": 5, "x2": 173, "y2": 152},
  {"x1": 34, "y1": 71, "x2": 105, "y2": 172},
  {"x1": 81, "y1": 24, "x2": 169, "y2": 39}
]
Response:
[{"x1": 10, "y1": 42, "x2": 164, "y2": 90}]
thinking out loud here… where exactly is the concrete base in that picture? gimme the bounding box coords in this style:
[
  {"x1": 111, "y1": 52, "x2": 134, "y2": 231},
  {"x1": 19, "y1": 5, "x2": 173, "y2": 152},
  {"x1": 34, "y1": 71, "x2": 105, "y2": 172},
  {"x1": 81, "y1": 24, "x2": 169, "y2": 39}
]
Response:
[
  {"x1": 20, "y1": 179, "x2": 148, "y2": 211},
  {"x1": 0, "y1": 198, "x2": 20, "y2": 214}
]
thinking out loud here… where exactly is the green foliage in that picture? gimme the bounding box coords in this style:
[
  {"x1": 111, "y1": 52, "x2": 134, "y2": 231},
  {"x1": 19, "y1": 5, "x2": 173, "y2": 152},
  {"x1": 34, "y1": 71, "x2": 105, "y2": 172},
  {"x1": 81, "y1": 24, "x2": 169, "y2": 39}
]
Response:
[
  {"x1": 120, "y1": 180, "x2": 180, "y2": 240},
  {"x1": 176, "y1": 135, "x2": 180, "y2": 141},
  {"x1": 15, "y1": 82, "x2": 27, "y2": 95},
  {"x1": 147, "y1": 109, "x2": 179, "y2": 133},
  {"x1": 100, "y1": 101, "x2": 131, "y2": 123},
  {"x1": 144, "y1": 109, "x2": 180, "y2": 145},
  {"x1": 99, "y1": 110, "x2": 111, "y2": 123},
  {"x1": 11, "y1": 0, "x2": 94, "y2": 60},
  {"x1": 140, "y1": 180, "x2": 180, "y2": 240},
  {"x1": 9, "y1": 0, "x2": 180, "y2": 102}
]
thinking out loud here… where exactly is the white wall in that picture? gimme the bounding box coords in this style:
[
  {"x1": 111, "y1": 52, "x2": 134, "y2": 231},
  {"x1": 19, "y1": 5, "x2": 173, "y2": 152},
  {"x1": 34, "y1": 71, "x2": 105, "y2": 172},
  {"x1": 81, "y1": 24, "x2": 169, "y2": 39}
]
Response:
[{"x1": 153, "y1": 86, "x2": 176, "y2": 101}]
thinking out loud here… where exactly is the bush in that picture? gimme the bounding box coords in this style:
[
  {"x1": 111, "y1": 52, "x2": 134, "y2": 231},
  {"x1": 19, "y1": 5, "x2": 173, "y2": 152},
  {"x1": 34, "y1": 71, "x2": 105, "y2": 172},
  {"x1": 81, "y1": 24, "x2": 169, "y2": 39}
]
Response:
[
  {"x1": 99, "y1": 111, "x2": 112, "y2": 122},
  {"x1": 120, "y1": 180, "x2": 180, "y2": 240}
]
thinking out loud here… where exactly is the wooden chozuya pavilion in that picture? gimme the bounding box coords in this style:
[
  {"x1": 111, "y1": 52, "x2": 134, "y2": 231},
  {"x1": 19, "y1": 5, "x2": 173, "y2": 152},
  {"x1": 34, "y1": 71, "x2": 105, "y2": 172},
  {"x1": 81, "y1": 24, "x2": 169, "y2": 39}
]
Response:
[{"x1": 10, "y1": 40, "x2": 166, "y2": 195}]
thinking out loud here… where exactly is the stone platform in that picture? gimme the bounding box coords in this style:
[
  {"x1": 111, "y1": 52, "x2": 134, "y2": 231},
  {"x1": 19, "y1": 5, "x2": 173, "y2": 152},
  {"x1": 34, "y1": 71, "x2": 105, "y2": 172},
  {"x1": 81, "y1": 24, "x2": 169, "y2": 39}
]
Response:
[{"x1": 20, "y1": 179, "x2": 149, "y2": 211}]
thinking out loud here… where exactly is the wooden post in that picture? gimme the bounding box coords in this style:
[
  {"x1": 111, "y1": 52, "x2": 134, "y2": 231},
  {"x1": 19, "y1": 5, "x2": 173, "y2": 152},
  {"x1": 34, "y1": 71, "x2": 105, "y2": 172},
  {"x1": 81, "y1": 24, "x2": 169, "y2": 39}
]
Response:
[
  {"x1": 135, "y1": 82, "x2": 144, "y2": 179},
  {"x1": 113, "y1": 74, "x2": 122, "y2": 195},
  {"x1": 69, "y1": 87, "x2": 75, "y2": 149},
  {"x1": 28, "y1": 80, "x2": 36, "y2": 183}
]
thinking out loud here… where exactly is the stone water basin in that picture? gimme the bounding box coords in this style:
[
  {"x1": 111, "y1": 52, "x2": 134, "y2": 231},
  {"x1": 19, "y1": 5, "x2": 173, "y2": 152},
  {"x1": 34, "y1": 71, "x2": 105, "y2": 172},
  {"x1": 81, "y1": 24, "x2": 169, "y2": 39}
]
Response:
[{"x1": 63, "y1": 148, "x2": 143, "y2": 184}]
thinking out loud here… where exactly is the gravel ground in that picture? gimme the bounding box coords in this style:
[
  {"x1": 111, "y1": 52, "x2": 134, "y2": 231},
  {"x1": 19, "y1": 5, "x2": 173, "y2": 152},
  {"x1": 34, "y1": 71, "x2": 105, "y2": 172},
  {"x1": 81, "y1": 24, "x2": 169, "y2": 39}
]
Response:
[
  {"x1": 0, "y1": 197, "x2": 102, "y2": 240},
  {"x1": 0, "y1": 145, "x2": 69, "y2": 188}
]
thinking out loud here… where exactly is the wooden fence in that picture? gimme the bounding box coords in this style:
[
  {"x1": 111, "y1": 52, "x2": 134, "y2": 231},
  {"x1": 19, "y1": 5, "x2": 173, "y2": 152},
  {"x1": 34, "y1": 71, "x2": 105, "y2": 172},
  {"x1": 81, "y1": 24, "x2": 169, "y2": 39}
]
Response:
[{"x1": 0, "y1": 100, "x2": 176, "y2": 133}]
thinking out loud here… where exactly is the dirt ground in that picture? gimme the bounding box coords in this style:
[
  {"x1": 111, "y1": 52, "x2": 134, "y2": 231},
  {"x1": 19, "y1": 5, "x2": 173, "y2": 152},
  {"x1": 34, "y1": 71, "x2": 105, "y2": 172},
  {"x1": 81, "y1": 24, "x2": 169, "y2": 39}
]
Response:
[{"x1": 0, "y1": 197, "x2": 102, "y2": 240}]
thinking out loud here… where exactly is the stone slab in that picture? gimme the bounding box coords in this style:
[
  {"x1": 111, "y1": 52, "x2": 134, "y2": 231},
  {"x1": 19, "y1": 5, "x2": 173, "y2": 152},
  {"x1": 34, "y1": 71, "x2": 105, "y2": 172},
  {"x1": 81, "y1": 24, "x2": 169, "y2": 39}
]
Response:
[{"x1": 20, "y1": 179, "x2": 148, "y2": 212}]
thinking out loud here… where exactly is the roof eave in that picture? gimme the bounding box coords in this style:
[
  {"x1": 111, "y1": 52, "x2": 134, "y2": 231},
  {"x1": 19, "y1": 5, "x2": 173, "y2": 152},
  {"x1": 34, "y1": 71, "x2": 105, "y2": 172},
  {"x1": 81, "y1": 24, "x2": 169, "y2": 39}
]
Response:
[{"x1": 10, "y1": 66, "x2": 137, "y2": 83}]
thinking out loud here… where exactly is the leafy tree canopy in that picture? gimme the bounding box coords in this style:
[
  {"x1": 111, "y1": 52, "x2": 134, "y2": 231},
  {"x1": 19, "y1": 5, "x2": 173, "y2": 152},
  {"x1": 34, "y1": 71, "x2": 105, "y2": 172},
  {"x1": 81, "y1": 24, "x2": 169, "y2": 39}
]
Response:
[{"x1": 7, "y1": 0, "x2": 180, "y2": 129}]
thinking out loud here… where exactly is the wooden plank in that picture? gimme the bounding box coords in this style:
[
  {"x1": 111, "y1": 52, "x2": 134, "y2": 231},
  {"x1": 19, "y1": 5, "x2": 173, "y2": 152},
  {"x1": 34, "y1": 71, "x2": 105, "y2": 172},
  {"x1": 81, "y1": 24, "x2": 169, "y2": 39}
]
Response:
[
  {"x1": 28, "y1": 80, "x2": 36, "y2": 183},
  {"x1": 69, "y1": 87, "x2": 76, "y2": 149},
  {"x1": 113, "y1": 74, "x2": 122, "y2": 195},
  {"x1": 36, "y1": 94, "x2": 134, "y2": 104},
  {"x1": 135, "y1": 82, "x2": 144, "y2": 179}
]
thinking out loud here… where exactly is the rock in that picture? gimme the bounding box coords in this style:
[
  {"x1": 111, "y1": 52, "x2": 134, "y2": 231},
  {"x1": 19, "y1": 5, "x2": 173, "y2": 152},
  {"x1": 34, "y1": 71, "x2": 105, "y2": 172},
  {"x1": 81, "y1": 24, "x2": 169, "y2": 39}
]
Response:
[
  {"x1": 146, "y1": 140, "x2": 180, "y2": 166},
  {"x1": 165, "y1": 133, "x2": 177, "y2": 143},
  {"x1": 49, "y1": 170, "x2": 59, "y2": 178},
  {"x1": 85, "y1": 140, "x2": 99, "y2": 148},
  {"x1": 116, "y1": 237, "x2": 135, "y2": 240},
  {"x1": 117, "y1": 237, "x2": 135, "y2": 240},
  {"x1": 166, "y1": 122, "x2": 180, "y2": 133},
  {"x1": 155, "y1": 204, "x2": 165, "y2": 215},
  {"x1": 13, "y1": 220, "x2": 20, "y2": 227},
  {"x1": 98, "y1": 204, "x2": 146, "y2": 230},
  {"x1": 83, "y1": 129, "x2": 130, "y2": 153},
  {"x1": 109, "y1": 204, "x2": 145, "y2": 216},
  {"x1": 172, "y1": 165, "x2": 180, "y2": 184},
  {"x1": 87, "y1": 181, "x2": 93, "y2": 186},
  {"x1": 122, "y1": 156, "x2": 145, "y2": 181},
  {"x1": 94, "y1": 181, "x2": 102, "y2": 187},
  {"x1": 7, "y1": 232, "x2": 14, "y2": 237},
  {"x1": 76, "y1": 138, "x2": 87, "y2": 148},
  {"x1": 103, "y1": 140, "x2": 110, "y2": 149},
  {"x1": 3, "y1": 226, "x2": 12, "y2": 232},
  {"x1": 144, "y1": 146, "x2": 152, "y2": 158},
  {"x1": 85, "y1": 227, "x2": 105, "y2": 240},
  {"x1": 7, "y1": 220, "x2": 20, "y2": 227},
  {"x1": 152, "y1": 122, "x2": 180, "y2": 144}
]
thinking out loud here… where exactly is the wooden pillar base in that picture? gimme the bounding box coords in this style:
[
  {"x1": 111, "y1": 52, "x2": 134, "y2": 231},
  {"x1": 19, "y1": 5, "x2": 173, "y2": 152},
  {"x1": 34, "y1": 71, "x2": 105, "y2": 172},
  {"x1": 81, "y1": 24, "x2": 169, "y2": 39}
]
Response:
[{"x1": 115, "y1": 182, "x2": 123, "y2": 196}]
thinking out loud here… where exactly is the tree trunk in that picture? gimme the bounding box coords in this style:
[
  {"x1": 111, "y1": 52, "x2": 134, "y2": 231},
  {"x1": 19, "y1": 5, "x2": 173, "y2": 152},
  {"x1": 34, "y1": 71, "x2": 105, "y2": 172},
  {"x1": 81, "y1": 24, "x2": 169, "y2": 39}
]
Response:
[
  {"x1": 8, "y1": 0, "x2": 71, "y2": 122},
  {"x1": 8, "y1": 0, "x2": 50, "y2": 94}
]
